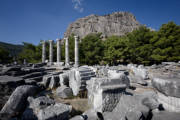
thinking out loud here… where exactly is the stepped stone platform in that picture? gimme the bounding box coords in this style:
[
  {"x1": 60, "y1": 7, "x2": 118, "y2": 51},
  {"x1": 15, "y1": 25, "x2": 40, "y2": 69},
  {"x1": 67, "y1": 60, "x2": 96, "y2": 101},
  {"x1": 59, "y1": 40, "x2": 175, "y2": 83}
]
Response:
[
  {"x1": 69, "y1": 66, "x2": 96, "y2": 96},
  {"x1": 0, "y1": 62, "x2": 180, "y2": 120}
]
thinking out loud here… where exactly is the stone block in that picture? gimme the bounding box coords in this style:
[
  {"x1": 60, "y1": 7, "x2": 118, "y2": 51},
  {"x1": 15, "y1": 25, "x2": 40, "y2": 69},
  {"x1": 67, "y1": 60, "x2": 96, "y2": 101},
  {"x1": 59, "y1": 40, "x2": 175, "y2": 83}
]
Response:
[
  {"x1": 37, "y1": 103, "x2": 72, "y2": 120},
  {"x1": 152, "y1": 76, "x2": 180, "y2": 98},
  {"x1": 1, "y1": 85, "x2": 38, "y2": 117},
  {"x1": 56, "y1": 86, "x2": 73, "y2": 99}
]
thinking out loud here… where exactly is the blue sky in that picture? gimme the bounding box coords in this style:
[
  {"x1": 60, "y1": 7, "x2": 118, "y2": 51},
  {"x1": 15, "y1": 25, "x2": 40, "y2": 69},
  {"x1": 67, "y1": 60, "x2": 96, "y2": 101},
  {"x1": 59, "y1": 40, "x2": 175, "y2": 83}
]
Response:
[{"x1": 0, "y1": 0, "x2": 180, "y2": 45}]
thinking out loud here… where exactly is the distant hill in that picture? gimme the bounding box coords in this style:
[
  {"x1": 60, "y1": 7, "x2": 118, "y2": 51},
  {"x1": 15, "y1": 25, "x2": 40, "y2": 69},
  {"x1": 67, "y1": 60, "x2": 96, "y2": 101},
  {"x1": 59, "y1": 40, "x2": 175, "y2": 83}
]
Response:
[
  {"x1": 0, "y1": 41, "x2": 24, "y2": 57},
  {"x1": 64, "y1": 12, "x2": 140, "y2": 39}
]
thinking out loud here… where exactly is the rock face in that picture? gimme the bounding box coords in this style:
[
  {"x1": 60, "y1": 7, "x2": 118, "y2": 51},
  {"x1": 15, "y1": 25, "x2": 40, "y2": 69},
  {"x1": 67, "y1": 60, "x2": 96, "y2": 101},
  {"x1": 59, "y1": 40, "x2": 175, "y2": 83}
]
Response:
[{"x1": 64, "y1": 12, "x2": 140, "y2": 39}]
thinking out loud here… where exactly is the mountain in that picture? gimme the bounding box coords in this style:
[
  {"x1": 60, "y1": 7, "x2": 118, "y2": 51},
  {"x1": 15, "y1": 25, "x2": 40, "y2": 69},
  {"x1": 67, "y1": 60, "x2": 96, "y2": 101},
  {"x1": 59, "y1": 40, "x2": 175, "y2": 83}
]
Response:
[
  {"x1": 64, "y1": 12, "x2": 141, "y2": 39},
  {"x1": 0, "y1": 41, "x2": 24, "y2": 57}
]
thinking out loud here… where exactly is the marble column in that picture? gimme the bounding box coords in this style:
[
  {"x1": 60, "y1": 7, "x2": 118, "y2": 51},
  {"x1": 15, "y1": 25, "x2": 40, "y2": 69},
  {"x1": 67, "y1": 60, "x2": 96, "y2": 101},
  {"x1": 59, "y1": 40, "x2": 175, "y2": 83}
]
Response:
[
  {"x1": 42, "y1": 40, "x2": 46, "y2": 63},
  {"x1": 56, "y1": 38, "x2": 61, "y2": 63},
  {"x1": 49, "y1": 40, "x2": 53, "y2": 65},
  {"x1": 65, "y1": 37, "x2": 69, "y2": 66},
  {"x1": 74, "y1": 36, "x2": 79, "y2": 67}
]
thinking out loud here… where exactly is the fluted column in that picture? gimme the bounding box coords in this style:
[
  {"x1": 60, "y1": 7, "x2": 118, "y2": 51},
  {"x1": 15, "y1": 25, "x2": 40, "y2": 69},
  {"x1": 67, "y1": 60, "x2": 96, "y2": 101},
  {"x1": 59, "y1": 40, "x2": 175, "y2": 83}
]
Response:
[
  {"x1": 65, "y1": 37, "x2": 69, "y2": 66},
  {"x1": 74, "y1": 36, "x2": 79, "y2": 67},
  {"x1": 56, "y1": 38, "x2": 61, "y2": 63},
  {"x1": 42, "y1": 40, "x2": 46, "y2": 63},
  {"x1": 49, "y1": 40, "x2": 53, "y2": 65}
]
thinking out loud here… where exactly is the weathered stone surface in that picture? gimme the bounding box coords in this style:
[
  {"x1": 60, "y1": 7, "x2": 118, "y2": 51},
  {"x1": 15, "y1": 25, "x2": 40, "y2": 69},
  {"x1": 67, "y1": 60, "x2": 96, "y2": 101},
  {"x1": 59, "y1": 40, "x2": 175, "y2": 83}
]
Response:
[
  {"x1": 37, "y1": 103, "x2": 72, "y2": 120},
  {"x1": 49, "y1": 75, "x2": 60, "y2": 89},
  {"x1": 22, "y1": 96, "x2": 55, "y2": 120},
  {"x1": 107, "y1": 70, "x2": 130, "y2": 87},
  {"x1": 0, "y1": 66, "x2": 21, "y2": 76},
  {"x1": 152, "y1": 111, "x2": 180, "y2": 120},
  {"x1": 25, "y1": 79, "x2": 37, "y2": 85},
  {"x1": 96, "y1": 66, "x2": 109, "y2": 77},
  {"x1": 152, "y1": 76, "x2": 180, "y2": 98},
  {"x1": 82, "y1": 109, "x2": 101, "y2": 120},
  {"x1": 28, "y1": 96, "x2": 55, "y2": 110},
  {"x1": 156, "y1": 91, "x2": 180, "y2": 112},
  {"x1": 103, "y1": 93, "x2": 150, "y2": 120},
  {"x1": 128, "y1": 64, "x2": 149, "y2": 80},
  {"x1": 128, "y1": 74, "x2": 148, "y2": 86},
  {"x1": 0, "y1": 75, "x2": 25, "y2": 109},
  {"x1": 56, "y1": 86, "x2": 73, "y2": 99},
  {"x1": 140, "y1": 91, "x2": 159, "y2": 110},
  {"x1": 70, "y1": 115, "x2": 84, "y2": 120},
  {"x1": 69, "y1": 66, "x2": 96, "y2": 96},
  {"x1": 21, "y1": 108, "x2": 37, "y2": 120},
  {"x1": 87, "y1": 77, "x2": 127, "y2": 112},
  {"x1": 59, "y1": 72, "x2": 69, "y2": 86},
  {"x1": 1, "y1": 85, "x2": 38, "y2": 117},
  {"x1": 64, "y1": 12, "x2": 140, "y2": 39},
  {"x1": 42, "y1": 75, "x2": 51, "y2": 88},
  {"x1": 0, "y1": 75, "x2": 24, "y2": 86}
]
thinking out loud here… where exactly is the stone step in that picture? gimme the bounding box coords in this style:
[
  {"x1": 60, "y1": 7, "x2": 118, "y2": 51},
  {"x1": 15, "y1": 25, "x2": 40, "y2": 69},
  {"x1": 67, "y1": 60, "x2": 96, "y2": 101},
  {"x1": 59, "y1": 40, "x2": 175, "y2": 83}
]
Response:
[
  {"x1": 26, "y1": 76, "x2": 43, "y2": 82},
  {"x1": 80, "y1": 74, "x2": 96, "y2": 80},
  {"x1": 78, "y1": 69, "x2": 92, "y2": 73},
  {"x1": 79, "y1": 71, "x2": 95, "y2": 77},
  {"x1": 21, "y1": 72, "x2": 46, "y2": 79}
]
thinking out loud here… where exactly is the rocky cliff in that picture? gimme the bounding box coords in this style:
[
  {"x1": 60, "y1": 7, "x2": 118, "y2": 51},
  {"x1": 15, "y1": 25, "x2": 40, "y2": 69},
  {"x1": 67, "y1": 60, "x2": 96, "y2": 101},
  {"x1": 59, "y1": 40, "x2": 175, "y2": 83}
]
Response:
[{"x1": 64, "y1": 12, "x2": 141, "y2": 38}]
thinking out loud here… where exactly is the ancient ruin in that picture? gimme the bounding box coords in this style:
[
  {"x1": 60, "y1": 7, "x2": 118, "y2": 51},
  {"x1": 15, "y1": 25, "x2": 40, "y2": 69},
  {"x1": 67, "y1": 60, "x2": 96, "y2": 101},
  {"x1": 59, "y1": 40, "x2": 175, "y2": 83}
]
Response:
[
  {"x1": 0, "y1": 36, "x2": 180, "y2": 120},
  {"x1": 0, "y1": 20, "x2": 179, "y2": 120}
]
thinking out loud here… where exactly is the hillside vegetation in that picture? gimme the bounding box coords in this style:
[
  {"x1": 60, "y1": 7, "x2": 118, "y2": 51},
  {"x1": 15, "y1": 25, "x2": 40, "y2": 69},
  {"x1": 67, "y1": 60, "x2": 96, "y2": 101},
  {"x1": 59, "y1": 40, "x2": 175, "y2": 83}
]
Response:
[
  {"x1": 0, "y1": 42, "x2": 23, "y2": 63},
  {"x1": 1, "y1": 21, "x2": 179, "y2": 65}
]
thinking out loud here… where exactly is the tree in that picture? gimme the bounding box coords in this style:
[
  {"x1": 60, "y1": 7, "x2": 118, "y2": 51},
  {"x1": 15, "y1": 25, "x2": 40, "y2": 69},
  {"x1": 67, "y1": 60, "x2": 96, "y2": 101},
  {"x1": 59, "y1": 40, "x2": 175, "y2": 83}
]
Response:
[
  {"x1": 151, "y1": 21, "x2": 180, "y2": 63},
  {"x1": 80, "y1": 33, "x2": 104, "y2": 65},
  {"x1": 0, "y1": 46, "x2": 12, "y2": 63},
  {"x1": 18, "y1": 42, "x2": 41, "y2": 63},
  {"x1": 125, "y1": 26, "x2": 155, "y2": 65},
  {"x1": 103, "y1": 36, "x2": 127, "y2": 65}
]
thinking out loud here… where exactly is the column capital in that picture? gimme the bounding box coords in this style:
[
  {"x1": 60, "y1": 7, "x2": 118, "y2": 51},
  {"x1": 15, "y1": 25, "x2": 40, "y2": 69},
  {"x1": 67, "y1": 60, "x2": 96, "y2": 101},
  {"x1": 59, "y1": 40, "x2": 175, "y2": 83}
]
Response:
[
  {"x1": 64, "y1": 37, "x2": 68, "y2": 40},
  {"x1": 74, "y1": 35, "x2": 79, "y2": 39},
  {"x1": 49, "y1": 40, "x2": 53, "y2": 42},
  {"x1": 56, "y1": 38, "x2": 61, "y2": 41},
  {"x1": 41, "y1": 40, "x2": 45, "y2": 43}
]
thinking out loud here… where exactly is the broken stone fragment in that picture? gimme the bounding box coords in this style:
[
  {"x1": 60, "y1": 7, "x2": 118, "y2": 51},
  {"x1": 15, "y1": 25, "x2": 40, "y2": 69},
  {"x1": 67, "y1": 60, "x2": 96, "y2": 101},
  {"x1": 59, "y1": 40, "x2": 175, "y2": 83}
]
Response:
[
  {"x1": 69, "y1": 66, "x2": 96, "y2": 96},
  {"x1": 49, "y1": 75, "x2": 60, "y2": 89},
  {"x1": 152, "y1": 76, "x2": 180, "y2": 98},
  {"x1": 128, "y1": 74, "x2": 148, "y2": 86},
  {"x1": 1, "y1": 85, "x2": 38, "y2": 117},
  {"x1": 56, "y1": 86, "x2": 73, "y2": 99},
  {"x1": 152, "y1": 111, "x2": 180, "y2": 120},
  {"x1": 28, "y1": 96, "x2": 55, "y2": 110},
  {"x1": 59, "y1": 72, "x2": 69, "y2": 86},
  {"x1": 128, "y1": 64, "x2": 149, "y2": 80},
  {"x1": 22, "y1": 96, "x2": 55, "y2": 120},
  {"x1": 103, "y1": 93, "x2": 150, "y2": 120},
  {"x1": 42, "y1": 75, "x2": 51, "y2": 88},
  {"x1": 37, "y1": 103, "x2": 72, "y2": 120},
  {"x1": 156, "y1": 91, "x2": 180, "y2": 112},
  {"x1": 87, "y1": 77, "x2": 128, "y2": 112}
]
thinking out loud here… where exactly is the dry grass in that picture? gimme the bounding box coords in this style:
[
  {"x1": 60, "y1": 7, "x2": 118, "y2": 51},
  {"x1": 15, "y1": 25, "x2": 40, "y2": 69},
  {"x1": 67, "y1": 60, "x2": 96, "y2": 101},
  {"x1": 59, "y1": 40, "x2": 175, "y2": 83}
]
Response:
[{"x1": 48, "y1": 90, "x2": 90, "y2": 117}]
